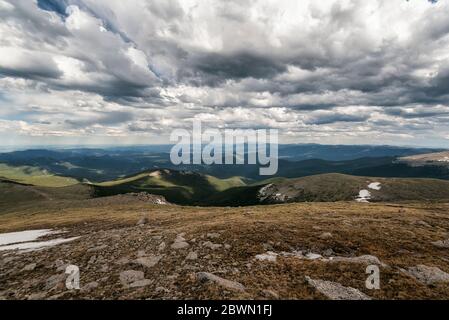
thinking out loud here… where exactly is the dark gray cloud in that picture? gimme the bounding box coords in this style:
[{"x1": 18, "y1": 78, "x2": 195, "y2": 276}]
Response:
[
  {"x1": 0, "y1": 0, "x2": 448, "y2": 146},
  {"x1": 184, "y1": 52, "x2": 287, "y2": 86},
  {"x1": 305, "y1": 112, "x2": 370, "y2": 125},
  {"x1": 65, "y1": 110, "x2": 133, "y2": 128}
]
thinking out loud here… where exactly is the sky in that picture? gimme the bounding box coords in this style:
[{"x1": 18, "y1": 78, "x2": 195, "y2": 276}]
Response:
[{"x1": 0, "y1": 0, "x2": 448, "y2": 147}]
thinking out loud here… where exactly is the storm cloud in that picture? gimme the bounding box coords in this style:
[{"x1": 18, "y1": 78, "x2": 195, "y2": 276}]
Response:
[{"x1": 0, "y1": 0, "x2": 448, "y2": 146}]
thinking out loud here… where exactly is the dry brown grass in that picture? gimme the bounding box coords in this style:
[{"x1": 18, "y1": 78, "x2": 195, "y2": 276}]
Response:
[{"x1": 1, "y1": 200, "x2": 449, "y2": 299}]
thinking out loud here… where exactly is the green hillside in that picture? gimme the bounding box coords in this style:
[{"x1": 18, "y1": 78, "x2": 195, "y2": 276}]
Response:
[
  {"x1": 209, "y1": 173, "x2": 449, "y2": 206},
  {"x1": 0, "y1": 180, "x2": 94, "y2": 212},
  {"x1": 93, "y1": 169, "x2": 247, "y2": 205},
  {"x1": 0, "y1": 163, "x2": 79, "y2": 187}
]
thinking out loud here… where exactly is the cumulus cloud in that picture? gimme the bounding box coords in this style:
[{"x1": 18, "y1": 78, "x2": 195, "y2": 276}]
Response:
[{"x1": 0, "y1": 0, "x2": 448, "y2": 146}]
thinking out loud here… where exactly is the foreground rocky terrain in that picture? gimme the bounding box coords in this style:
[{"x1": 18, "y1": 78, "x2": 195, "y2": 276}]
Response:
[{"x1": 1, "y1": 198, "x2": 449, "y2": 300}]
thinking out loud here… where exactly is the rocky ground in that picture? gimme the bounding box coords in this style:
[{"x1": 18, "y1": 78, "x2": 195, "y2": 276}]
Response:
[{"x1": 0, "y1": 200, "x2": 449, "y2": 300}]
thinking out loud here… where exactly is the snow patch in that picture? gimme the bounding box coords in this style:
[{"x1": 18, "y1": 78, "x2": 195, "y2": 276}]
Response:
[
  {"x1": 356, "y1": 189, "x2": 371, "y2": 202},
  {"x1": 0, "y1": 229, "x2": 79, "y2": 252},
  {"x1": 0, "y1": 229, "x2": 54, "y2": 246},
  {"x1": 368, "y1": 182, "x2": 381, "y2": 190},
  {"x1": 0, "y1": 237, "x2": 80, "y2": 252}
]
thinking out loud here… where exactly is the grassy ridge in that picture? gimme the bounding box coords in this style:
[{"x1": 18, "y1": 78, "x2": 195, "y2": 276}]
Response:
[
  {"x1": 3, "y1": 164, "x2": 449, "y2": 207},
  {"x1": 0, "y1": 164, "x2": 78, "y2": 187},
  {"x1": 92, "y1": 169, "x2": 247, "y2": 205}
]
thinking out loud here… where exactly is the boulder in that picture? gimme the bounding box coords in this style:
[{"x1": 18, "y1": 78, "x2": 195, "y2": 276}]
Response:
[
  {"x1": 406, "y1": 265, "x2": 449, "y2": 285},
  {"x1": 305, "y1": 276, "x2": 371, "y2": 300},
  {"x1": 119, "y1": 270, "x2": 145, "y2": 286},
  {"x1": 196, "y1": 272, "x2": 245, "y2": 292}
]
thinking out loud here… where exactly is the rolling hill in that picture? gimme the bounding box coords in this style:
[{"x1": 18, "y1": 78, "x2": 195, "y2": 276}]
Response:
[
  {"x1": 0, "y1": 163, "x2": 79, "y2": 187},
  {"x1": 0, "y1": 144, "x2": 445, "y2": 182},
  {"x1": 398, "y1": 151, "x2": 449, "y2": 167},
  {"x1": 0, "y1": 179, "x2": 94, "y2": 212},
  {"x1": 208, "y1": 173, "x2": 449, "y2": 206},
  {"x1": 92, "y1": 169, "x2": 247, "y2": 205},
  {"x1": 2, "y1": 161, "x2": 449, "y2": 208}
]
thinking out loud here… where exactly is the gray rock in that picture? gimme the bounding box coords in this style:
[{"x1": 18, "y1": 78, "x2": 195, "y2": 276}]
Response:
[
  {"x1": 120, "y1": 270, "x2": 145, "y2": 286},
  {"x1": 203, "y1": 241, "x2": 222, "y2": 250},
  {"x1": 196, "y1": 272, "x2": 245, "y2": 292},
  {"x1": 45, "y1": 273, "x2": 66, "y2": 291},
  {"x1": 417, "y1": 220, "x2": 432, "y2": 228},
  {"x1": 305, "y1": 253, "x2": 322, "y2": 260},
  {"x1": 100, "y1": 265, "x2": 109, "y2": 272},
  {"x1": 22, "y1": 263, "x2": 37, "y2": 271},
  {"x1": 406, "y1": 265, "x2": 449, "y2": 285},
  {"x1": 116, "y1": 257, "x2": 130, "y2": 265},
  {"x1": 432, "y1": 239, "x2": 449, "y2": 249},
  {"x1": 319, "y1": 232, "x2": 333, "y2": 240},
  {"x1": 132, "y1": 255, "x2": 162, "y2": 268},
  {"x1": 137, "y1": 250, "x2": 146, "y2": 257},
  {"x1": 137, "y1": 216, "x2": 149, "y2": 226},
  {"x1": 305, "y1": 276, "x2": 371, "y2": 300},
  {"x1": 27, "y1": 292, "x2": 47, "y2": 300},
  {"x1": 155, "y1": 286, "x2": 170, "y2": 293},
  {"x1": 262, "y1": 289, "x2": 279, "y2": 299},
  {"x1": 207, "y1": 233, "x2": 221, "y2": 239},
  {"x1": 186, "y1": 251, "x2": 198, "y2": 260},
  {"x1": 255, "y1": 252, "x2": 278, "y2": 262},
  {"x1": 171, "y1": 241, "x2": 189, "y2": 249},
  {"x1": 330, "y1": 255, "x2": 386, "y2": 266},
  {"x1": 87, "y1": 244, "x2": 108, "y2": 253},
  {"x1": 129, "y1": 279, "x2": 153, "y2": 288},
  {"x1": 158, "y1": 242, "x2": 166, "y2": 251},
  {"x1": 83, "y1": 281, "x2": 99, "y2": 292}
]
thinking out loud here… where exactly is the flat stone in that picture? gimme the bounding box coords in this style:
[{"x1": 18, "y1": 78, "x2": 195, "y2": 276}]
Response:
[
  {"x1": 132, "y1": 255, "x2": 162, "y2": 268},
  {"x1": 432, "y1": 239, "x2": 449, "y2": 249},
  {"x1": 22, "y1": 263, "x2": 37, "y2": 271},
  {"x1": 306, "y1": 253, "x2": 323, "y2": 260},
  {"x1": 45, "y1": 273, "x2": 66, "y2": 291},
  {"x1": 305, "y1": 276, "x2": 371, "y2": 300},
  {"x1": 27, "y1": 292, "x2": 47, "y2": 300},
  {"x1": 203, "y1": 241, "x2": 222, "y2": 250},
  {"x1": 262, "y1": 289, "x2": 279, "y2": 299},
  {"x1": 116, "y1": 257, "x2": 130, "y2": 265},
  {"x1": 319, "y1": 232, "x2": 333, "y2": 240},
  {"x1": 255, "y1": 252, "x2": 278, "y2": 262},
  {"x1": 120, "y1": 270, "x2": 145, "y2": 286},
  {"x1": 83, "y1": 281, "x2": 99, "y2": 292},
  {"x1": 158, "y1": 242, "x2": 166, "y2": 251},
  {"x1": 406, "y1": 265, "x2": 449, "y2": 285},
  {"x1": 137, "y1": 216, "x2": 149, "y2": 226},
  {"x1": 87, "y1": 244, "x2": 108, "y2": 253},
  {"x1": 155, "y1": 286, "x2": 170, "y2": 293},
  {"x1": 186, "y1": 251, "x2": 198, "y2": 260},
  {"x1": 171, "y1": 241, "x2": 189, "y2": 249},
  {"x1": 329, "y1": 255, "x2": 386, "y2": 266},
  {"x1": 196, "y1": 272, "x2": 245, "y2": 292},
  {"x1": 129, "y1": 279, "x2": 153, "y2": 288}
]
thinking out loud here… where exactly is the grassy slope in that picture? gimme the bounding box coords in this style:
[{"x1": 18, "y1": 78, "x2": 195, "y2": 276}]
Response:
[
  {"x1": 92, "y1": 169, "x2": 247, "y2": 205},
  {"x1": 0, "y1": 180, "x2": 94, "y2": 213},
  {"x1": 209, "y1": 173, "x2": 449, "y2": 206},
  {"x1": 0, "y1": 163, "x2": 78, "y2": 187}
]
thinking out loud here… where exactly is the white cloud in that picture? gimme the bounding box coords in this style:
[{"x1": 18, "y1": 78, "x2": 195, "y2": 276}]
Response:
[{"x1": 0, "y1": 0, "x2": 448, "y2": 147}]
